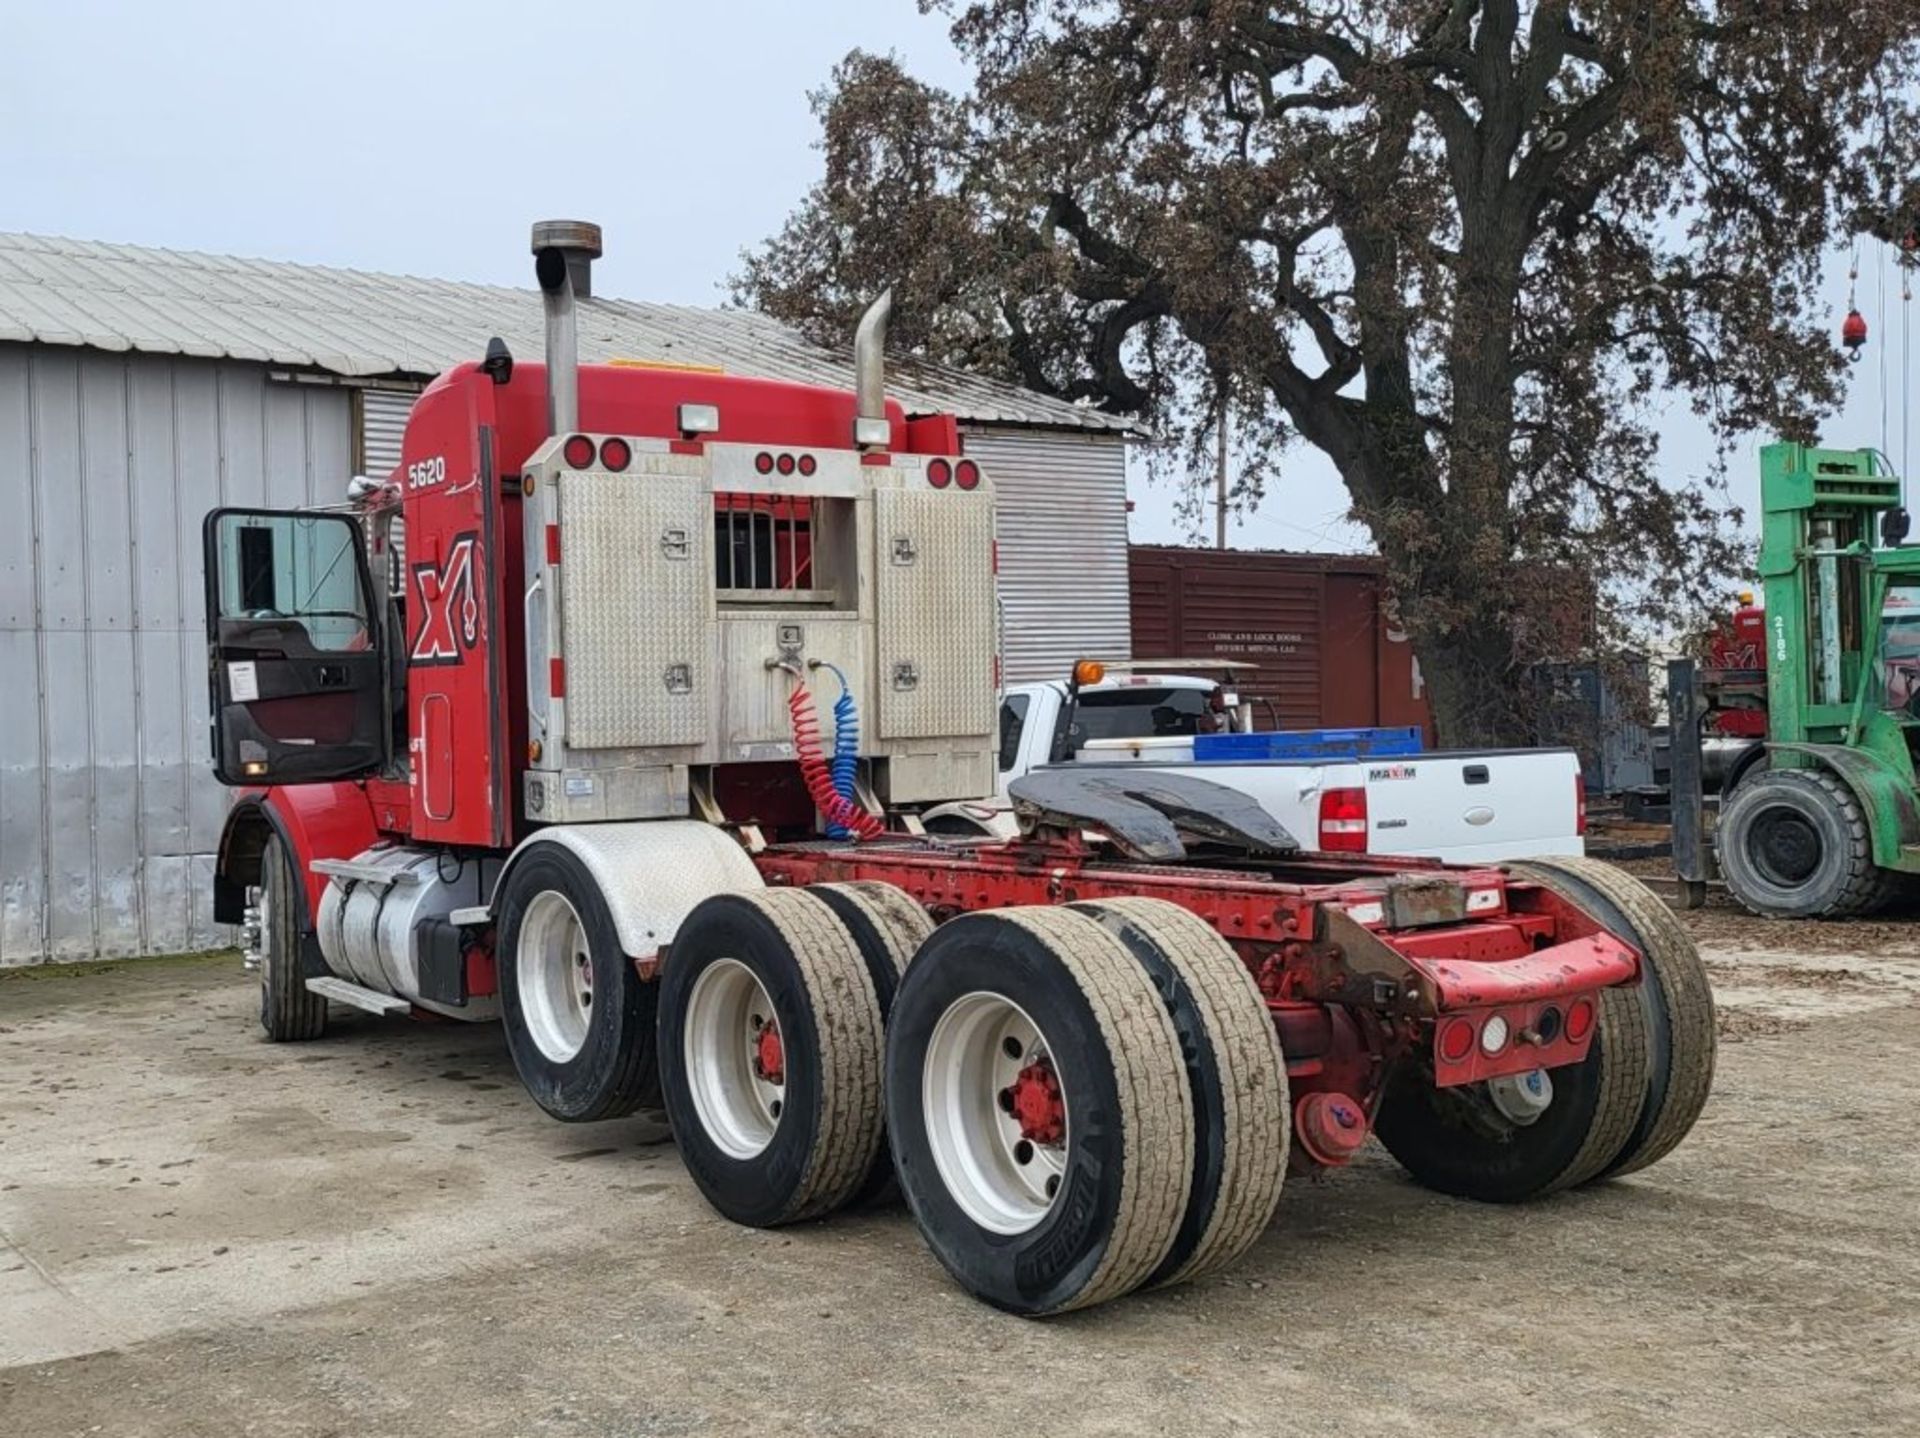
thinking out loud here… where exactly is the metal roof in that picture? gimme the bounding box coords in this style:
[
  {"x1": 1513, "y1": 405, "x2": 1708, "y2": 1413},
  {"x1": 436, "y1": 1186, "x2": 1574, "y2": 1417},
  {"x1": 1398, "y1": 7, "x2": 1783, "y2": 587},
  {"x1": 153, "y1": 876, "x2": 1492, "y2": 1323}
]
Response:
[{"x1": 0, "y1": 231, "x2": 1135, "y2": 434}]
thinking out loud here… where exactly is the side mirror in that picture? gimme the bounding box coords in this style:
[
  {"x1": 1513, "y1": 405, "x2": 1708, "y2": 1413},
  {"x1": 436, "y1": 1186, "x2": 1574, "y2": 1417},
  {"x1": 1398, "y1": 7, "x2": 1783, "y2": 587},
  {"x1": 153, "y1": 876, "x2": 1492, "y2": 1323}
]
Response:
[{"x1": 1883, "y1": 508, "x2": 1912, "y2": 547}]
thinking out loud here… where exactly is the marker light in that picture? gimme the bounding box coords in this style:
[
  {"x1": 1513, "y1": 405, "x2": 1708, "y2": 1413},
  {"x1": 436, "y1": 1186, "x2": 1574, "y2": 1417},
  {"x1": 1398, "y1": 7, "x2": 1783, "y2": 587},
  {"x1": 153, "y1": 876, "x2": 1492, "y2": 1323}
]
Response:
[
  {"x1": 599, "y1": 438, "x2": 632, "y2": 472},
  {"x1": 677, "y1": 402, "x2": 720, "y2": 435},
  {"x1": 754, "y1": 452, "x2": 775, "y2": 475},
  {"x1": 797, "y1": 454, "x2": 817, "y2": 476},
  {"x1": 927, "y1": 459, "x2": 953, "y2": 489},
  {"x1": 1480, "y1": 1014, "x2": 1511, "y2": 1054},
  {"x1": 776, "y1": 453, "x2": 797, "y2": 476},
  {"x1": 955, "y1": 459, "x2": 981, "y2": 490},
  {"x1": 1565, "y1": 998, "x2": 1596, "y2": 1043},
  {"x1": 562, "y1": 434, "x2": 596, "y2": 469}
]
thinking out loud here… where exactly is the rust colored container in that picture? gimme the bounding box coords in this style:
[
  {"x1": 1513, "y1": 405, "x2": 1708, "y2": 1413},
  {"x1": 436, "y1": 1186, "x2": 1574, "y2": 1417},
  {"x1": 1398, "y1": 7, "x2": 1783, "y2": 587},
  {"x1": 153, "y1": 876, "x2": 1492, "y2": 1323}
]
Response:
[{"x1": 1129, "y1": 547, "x2": 1432, "y2": 738}]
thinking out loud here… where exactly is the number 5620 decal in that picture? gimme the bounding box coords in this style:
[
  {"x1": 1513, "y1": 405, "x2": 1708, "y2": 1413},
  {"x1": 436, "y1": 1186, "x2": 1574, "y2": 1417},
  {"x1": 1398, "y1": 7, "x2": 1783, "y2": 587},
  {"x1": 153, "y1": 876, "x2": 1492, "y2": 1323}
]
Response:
[{"x1": 407, "y1": 456, "x2": 447, "y2": 490}]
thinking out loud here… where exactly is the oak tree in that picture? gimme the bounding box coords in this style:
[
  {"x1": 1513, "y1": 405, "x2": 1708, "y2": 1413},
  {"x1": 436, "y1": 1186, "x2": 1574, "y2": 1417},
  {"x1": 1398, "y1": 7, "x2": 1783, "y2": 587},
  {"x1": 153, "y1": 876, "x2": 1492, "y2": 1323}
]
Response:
[{"x1": 738, "y1": 2, "x2": 1920, "y2": 742}]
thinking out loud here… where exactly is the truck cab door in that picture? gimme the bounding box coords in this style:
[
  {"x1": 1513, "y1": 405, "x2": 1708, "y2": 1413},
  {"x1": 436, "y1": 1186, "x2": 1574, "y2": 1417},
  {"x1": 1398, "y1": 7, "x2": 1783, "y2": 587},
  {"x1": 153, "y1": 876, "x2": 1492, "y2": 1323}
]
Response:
[{"x1": 202, "y1": 508, "x2": 387, "y2": 785}]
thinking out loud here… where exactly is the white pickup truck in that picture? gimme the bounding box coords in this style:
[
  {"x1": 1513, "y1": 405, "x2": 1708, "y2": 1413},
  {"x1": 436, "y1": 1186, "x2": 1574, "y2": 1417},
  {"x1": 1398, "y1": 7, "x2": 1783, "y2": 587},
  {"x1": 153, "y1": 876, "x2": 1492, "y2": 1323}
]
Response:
[{"x1": 923, "y1": 670, "x2": 1585, "y2": 864}]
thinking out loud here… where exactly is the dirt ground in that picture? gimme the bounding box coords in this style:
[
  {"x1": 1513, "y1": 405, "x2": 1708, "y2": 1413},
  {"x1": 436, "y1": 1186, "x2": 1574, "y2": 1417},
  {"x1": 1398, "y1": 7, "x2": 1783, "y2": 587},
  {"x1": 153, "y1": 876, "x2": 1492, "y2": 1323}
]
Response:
[{"x1": 2, "y1": 883, "x2": 1917, "y2": 1438}]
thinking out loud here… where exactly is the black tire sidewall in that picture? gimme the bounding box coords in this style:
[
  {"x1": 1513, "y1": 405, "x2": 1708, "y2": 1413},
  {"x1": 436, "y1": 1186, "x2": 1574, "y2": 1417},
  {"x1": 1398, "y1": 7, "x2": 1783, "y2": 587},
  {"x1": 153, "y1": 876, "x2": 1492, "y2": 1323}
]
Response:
[
  {"x1": 656, "y1": 896, "x2": 832, "y2": 1227},
  {"x1": 497, "y1": 846, "x2": 655, "y2": 1122},
  {"x1": 1373, "y1": 1029, "x2": 1610, "y2": 1203},
  {"x1": 884, "y1": 915, "x2": 1131, "y2": 1316},
  {"x1": 1513, "y1": 862, "x2": 1671, "y2": 1181},
  {"x1": 1718, "y1": 771, "x2": 1860, "y2": 916},
  {"x1": 259, "y1": 833, "x2": 325, "y2": 1040}
]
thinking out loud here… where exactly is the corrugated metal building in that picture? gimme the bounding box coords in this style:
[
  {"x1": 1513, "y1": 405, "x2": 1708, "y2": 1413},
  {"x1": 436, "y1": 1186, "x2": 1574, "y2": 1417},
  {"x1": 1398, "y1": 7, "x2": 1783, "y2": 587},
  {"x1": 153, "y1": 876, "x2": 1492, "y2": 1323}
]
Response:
[{"x1": 0, "y1": 232, "x2": 1134, "y2": 964}]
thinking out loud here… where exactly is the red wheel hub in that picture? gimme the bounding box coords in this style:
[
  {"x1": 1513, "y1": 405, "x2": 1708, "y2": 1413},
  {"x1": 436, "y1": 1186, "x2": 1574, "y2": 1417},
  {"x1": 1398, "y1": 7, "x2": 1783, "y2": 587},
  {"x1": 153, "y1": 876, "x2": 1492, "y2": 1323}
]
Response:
[
  {"x1": 1005, "y1": 1059, "x2": 1066, "y2": 1146},
  {"x1": 753, "y1": 1022, "x2": 785, "y2": 1084}
]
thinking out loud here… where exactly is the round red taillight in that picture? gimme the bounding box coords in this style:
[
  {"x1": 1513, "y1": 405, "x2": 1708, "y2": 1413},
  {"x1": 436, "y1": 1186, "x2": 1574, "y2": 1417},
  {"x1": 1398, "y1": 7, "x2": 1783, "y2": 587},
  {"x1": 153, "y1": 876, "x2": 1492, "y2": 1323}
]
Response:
[
  {"x1": 955, "y1": 459, "x2": 981, "y2": 491},
  {"x1": 797, "y1": 453, "x2": 817, "y2": 476},
  {"x1": 599, "y1": 437, "x2": 632, "y2": 473},
  {"x1": 927, "y1": 458, "x2": 953, "y2": 489},
  {"x1": 1564, "y1": 998, "x2": 1595, "y2": 1043},
  {"x1": 754, "y1": 451, "x2": 775, "y2": 475},
  {"x1": 1438, "y1": 1019, "x2": 1476, "y2": 1064},
  {"x1": 776, "y1": 453, "x2": 797, "y2": 476},
  {"x1": 562, "y1": 434, "x2": 596, "y2": 469}
]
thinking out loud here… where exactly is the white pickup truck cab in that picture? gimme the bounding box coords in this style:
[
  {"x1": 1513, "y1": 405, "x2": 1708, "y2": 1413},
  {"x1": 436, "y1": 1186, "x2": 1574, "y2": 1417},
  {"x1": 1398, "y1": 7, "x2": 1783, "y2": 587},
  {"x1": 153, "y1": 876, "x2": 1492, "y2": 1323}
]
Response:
[{"x1": 924, "y1": 671, "x2": 1585, "y2": 864}]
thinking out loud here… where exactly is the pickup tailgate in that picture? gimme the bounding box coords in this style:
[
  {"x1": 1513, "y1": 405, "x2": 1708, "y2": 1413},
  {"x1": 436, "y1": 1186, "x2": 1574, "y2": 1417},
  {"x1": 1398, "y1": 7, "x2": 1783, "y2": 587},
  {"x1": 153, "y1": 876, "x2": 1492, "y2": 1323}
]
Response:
[{"x1": 1354, "y1": 748, "x2": 1583, "y2": 862}]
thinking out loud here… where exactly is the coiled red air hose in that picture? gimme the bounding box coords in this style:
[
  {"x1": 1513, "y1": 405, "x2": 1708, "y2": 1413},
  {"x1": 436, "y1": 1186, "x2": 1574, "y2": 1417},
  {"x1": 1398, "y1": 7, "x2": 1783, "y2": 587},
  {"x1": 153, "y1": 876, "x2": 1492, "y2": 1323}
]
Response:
[{"x1": 788, "y1": 681, "x2": 885, "y2": 840}]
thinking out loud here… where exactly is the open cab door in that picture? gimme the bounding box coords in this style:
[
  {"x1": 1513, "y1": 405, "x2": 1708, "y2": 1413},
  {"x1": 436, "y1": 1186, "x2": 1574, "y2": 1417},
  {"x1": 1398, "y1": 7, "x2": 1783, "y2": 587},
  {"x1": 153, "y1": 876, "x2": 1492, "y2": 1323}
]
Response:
[{"x1": 203, "y1": 508, "x2": 387, "y2": 785}]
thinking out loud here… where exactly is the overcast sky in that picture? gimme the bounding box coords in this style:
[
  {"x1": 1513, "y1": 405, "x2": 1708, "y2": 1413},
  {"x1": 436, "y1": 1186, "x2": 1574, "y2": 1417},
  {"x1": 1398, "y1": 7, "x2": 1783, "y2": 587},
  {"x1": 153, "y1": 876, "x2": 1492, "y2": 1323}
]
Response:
[{"x1": 4, "y1": 1, "x2": 1904, "y2": 559}]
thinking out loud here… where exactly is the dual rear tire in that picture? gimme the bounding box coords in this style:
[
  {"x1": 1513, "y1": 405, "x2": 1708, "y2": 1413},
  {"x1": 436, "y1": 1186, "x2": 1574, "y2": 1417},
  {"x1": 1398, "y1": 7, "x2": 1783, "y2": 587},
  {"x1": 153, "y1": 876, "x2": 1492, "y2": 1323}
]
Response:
[
  {"x1": 880, "y1": 899, "x2": 1287, "y2": 1314},
  {"x1": 1375, "y1": 856, "x2": 1716, "y2": 1202},
  {"x1": 654, "y1": 889, "x2": 1286, "y2": 1316}
]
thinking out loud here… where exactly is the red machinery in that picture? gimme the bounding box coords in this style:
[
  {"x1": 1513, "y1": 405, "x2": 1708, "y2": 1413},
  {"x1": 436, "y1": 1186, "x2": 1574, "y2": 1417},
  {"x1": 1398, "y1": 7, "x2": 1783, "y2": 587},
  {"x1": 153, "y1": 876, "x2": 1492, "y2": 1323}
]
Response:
[{"x1": 204, "y1": 221, "x2": 1713, "y2": 1316}]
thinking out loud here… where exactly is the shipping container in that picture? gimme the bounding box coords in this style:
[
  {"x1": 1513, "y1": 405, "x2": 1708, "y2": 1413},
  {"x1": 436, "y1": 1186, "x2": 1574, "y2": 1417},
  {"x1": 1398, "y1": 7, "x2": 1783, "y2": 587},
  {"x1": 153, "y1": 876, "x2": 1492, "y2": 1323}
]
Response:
[{"x1": 1128, "y1": 547, "x2": 1433, "y2": 739}]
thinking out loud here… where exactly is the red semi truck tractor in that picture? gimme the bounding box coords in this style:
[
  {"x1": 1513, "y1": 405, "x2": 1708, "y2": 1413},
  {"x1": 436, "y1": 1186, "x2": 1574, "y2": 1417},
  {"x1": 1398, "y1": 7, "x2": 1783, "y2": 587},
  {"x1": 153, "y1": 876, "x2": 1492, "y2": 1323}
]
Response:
[{"x1": 203, "y1": 221, "x2": 1714, "y2": 1315}]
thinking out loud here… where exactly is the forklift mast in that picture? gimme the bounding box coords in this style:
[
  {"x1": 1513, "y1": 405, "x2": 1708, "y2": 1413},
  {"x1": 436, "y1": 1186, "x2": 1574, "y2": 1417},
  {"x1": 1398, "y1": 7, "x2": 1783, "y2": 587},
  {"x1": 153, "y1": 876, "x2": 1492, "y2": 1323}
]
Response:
[{"x1": 1754, "y1": 442, "x2": 1904, "y2": 748}]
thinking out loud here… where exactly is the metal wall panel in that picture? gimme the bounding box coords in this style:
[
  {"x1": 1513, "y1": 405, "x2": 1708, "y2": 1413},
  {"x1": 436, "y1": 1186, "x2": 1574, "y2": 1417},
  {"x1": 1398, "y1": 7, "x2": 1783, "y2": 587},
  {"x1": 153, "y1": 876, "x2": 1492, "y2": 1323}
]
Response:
[
  {"x1": 962, "y1": 428, "x2": 1131, "y2": 683},
  {"x1": 357, "y1": 388, "x2": 417, "y2": 591},
  {"x1": 0, "y1": 343, "x2": 351, "y2": 964}
]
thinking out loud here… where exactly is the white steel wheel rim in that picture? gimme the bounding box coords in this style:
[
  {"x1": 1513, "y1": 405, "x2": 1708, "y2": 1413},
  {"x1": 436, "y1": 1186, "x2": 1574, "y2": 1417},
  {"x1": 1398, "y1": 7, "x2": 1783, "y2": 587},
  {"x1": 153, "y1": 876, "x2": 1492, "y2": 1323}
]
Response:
[
  {"x1": 518, "y1": 890, "x2": 595, "y2": 1064},
  {"x1": 684, "y1": 958, "x2": 785, "y2": 1160},
  {"x1": 923, "y1": 991, "x2": 1070, "y2": 1236}
]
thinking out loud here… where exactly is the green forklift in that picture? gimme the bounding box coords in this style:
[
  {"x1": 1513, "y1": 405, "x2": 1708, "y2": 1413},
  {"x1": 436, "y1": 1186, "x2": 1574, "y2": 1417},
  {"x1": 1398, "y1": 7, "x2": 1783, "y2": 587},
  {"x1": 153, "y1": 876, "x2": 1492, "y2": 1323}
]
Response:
[{"x1": 1671, "y1": 441, "x2": 1920, "y2": 917}]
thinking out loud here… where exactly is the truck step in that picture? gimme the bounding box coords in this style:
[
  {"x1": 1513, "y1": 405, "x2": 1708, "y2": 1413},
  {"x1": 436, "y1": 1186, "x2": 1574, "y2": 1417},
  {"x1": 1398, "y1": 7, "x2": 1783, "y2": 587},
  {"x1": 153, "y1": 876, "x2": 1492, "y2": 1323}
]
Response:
[
  {"x1": 304, "y1": 977, "x2": 411, "y2": 1016},
  {"x1": 311, "y1": 857, "x2": 421, "y2": 888}
]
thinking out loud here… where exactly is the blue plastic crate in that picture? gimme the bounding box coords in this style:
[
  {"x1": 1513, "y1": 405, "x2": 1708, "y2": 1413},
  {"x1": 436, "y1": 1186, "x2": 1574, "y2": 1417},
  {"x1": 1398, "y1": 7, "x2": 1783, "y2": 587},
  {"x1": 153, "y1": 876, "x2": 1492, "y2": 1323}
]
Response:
[{"x1": 1192, "y1": 726, "x2": 1425, "y2": 763}]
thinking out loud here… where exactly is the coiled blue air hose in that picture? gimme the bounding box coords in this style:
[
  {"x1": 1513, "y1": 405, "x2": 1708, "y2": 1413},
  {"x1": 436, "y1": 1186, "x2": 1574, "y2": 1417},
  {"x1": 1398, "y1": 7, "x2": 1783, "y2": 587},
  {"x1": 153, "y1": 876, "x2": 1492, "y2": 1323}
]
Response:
[{"x1": 815, "y1": 663, "x2": 861, "y2": 839}]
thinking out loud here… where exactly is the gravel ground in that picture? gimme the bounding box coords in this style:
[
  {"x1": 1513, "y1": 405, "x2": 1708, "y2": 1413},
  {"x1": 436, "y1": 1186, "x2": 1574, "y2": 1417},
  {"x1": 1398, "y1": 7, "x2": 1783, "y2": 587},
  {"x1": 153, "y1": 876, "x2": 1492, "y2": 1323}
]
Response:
[{"x1": 2, "y1": 889, "x2": 1916, "y2": 1438}]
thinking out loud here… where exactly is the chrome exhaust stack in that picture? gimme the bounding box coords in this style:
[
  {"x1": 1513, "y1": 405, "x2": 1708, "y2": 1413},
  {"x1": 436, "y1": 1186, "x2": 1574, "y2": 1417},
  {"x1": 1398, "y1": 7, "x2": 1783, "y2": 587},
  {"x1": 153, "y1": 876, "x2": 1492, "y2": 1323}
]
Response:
[
  {"x1": 531, "y1": 219, "x2": 602, "y2": 438},
  {"x1": 852, "y1": 289, "x2": 893, "y2": 449}
]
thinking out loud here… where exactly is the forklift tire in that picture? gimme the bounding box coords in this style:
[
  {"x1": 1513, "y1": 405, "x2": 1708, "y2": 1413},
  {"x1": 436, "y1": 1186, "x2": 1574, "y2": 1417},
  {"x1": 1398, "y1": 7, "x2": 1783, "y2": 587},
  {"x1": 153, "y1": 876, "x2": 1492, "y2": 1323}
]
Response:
[
  {"x1": 497, "y1": 845, "x2": 660, "y2": 1123},
  {"x1": 658, "y1": 890, "x2": 886, "y2": 1227},
  {"x1": 884, "y1": 907, "x2": 1194, "y2": 1315},
  {"x1": 1374, "y1": 974, "x2": 1650, "y2": 1204},
  {"x1": 258, "y1": 834, "x2": 327, "y2": 1042},
  {"x1": 810, "y1": 883, "x2": 933, "y2": 1204},
  {"x1": 1069, "y1": 898, "x2": 1287, "y2": 1289},
  {"x1": 1716, "y1": 768, "x2": 1899, "y2": 919},
  {"x1": 1509, "y1": 857, "x2": 1716, "y2": 1180}
]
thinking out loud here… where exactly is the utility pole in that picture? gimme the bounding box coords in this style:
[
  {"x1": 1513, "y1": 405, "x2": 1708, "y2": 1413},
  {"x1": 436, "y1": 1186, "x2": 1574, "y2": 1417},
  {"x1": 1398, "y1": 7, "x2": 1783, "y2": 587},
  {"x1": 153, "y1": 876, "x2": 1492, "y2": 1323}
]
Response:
[{"x1": 1215, "y1": 397, "x2": 1229, "y2": 550}]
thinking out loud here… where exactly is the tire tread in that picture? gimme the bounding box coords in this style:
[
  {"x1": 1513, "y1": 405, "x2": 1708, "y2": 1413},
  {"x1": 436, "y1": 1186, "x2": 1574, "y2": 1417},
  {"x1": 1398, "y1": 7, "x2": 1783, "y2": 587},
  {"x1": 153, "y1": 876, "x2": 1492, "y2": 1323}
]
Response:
[
  {"x1": 1513, "y1": 856, "x2": 1715, "y2": 1178},
  {"x1": 996, "y1": 907, "x2": 1195, "y2": 1312},
  {"x1": 1071, "y1": 898, "x2": 1287, "y2": 1288},
  {"x1": 734, "y1": 889, "x2": 887, "y2": 1223}
]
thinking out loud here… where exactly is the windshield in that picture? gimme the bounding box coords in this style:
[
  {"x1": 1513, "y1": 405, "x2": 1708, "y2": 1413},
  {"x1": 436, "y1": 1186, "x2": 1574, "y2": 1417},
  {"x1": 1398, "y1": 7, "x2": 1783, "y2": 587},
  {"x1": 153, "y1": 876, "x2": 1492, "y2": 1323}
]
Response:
[
  {"x1": 1075, "y1": 687, "x2": 1213, "y2": 741},
  {"x1": 1881, "y1": 581, "x2": 1920, "y2": 714}
]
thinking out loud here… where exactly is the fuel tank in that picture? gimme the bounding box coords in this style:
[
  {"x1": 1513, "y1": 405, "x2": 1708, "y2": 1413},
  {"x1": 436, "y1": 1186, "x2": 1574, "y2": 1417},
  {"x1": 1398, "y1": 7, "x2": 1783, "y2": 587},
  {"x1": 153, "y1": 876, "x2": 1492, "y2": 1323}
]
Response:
[{"x1": 315, "y1": 846, "x2": 500, "y2": 1020}]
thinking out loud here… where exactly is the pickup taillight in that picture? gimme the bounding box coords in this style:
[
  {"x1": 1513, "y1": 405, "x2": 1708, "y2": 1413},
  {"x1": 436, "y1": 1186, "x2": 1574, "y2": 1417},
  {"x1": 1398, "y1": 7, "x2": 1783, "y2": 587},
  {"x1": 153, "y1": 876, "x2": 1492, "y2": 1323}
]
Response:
[
  {"x1": 1575, "y1": 772, "x2": 1587, "y2": 837},
  {"x1": 1318, "y1": 786, "x2": 1369, "y2": 852}
]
